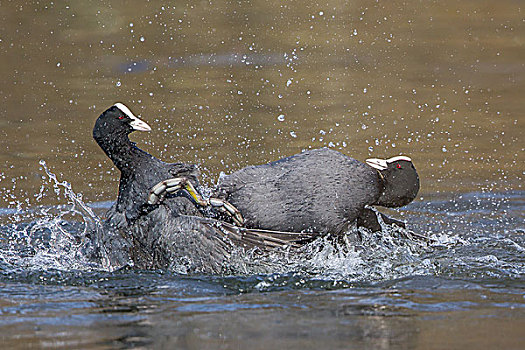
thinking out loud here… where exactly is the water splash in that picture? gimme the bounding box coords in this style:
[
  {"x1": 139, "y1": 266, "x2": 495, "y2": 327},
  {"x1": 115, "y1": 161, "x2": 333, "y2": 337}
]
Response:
[
  {"x1": 0, "y1": 161, "x2": 106, "y2": 272},
  {"x1": 223, "y1": 200, "x2": 522, "y2": 282},
  {"x1": 39, "y1": 160, "x2": 101, "y2": 237},
  {"x1": 223, "y1": 221, "x2": 443, "y2": 281},
  {"x1": 1, "y1": 161, "x2": 523, "y2": 282}
]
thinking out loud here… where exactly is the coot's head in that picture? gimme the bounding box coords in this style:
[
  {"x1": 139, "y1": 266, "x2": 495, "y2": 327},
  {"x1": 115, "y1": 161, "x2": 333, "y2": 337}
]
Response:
[
  {"x1": 366, "y1": 156, "x2": 420, "y2": 207},
  {"x1": 93, "y1": 103, "x2": 151, "y2": 143}
]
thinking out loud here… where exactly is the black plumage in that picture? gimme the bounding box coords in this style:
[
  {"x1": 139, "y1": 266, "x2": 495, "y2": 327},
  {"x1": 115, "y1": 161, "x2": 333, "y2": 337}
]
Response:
[
  {"x1": 214, "y1": 148, "x2": 420, "y2": 234},
  {"x1": 92, "y1": 103, "x2": 308, "y2": 273},
  {"x1": 93, "y1": 103, "x2": 202, "y2": 224}
]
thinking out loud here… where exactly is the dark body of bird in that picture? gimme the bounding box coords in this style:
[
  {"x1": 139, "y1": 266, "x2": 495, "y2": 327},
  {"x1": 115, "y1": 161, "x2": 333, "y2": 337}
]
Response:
[
  {"x1": 214, "y1": 148, "x2": 420, "y2": 235},
  {"x1": 92, "y1": 103, "x2": 308, "y2": 273}
]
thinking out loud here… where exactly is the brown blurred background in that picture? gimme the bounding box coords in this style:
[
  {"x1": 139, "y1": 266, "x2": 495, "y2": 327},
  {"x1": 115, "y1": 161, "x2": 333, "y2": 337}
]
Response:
[{"x1": 1, "y1": 0, "x2": 523, "y2": 207}]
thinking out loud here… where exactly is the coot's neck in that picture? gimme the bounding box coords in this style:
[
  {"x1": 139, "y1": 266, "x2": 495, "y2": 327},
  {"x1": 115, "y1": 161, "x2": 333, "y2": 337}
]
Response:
[
  {"x1": 374, "y1": 170, "x2": 390, "y2": 207},
  {"x1": 95, "y1": 131, "x2": 152, "y2": 173}
]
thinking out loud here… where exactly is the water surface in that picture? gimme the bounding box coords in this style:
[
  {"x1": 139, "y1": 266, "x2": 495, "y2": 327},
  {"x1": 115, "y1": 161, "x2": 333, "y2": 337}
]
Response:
[{"x1": 0, "y1": 0, "x2": 524, "y2": 348}]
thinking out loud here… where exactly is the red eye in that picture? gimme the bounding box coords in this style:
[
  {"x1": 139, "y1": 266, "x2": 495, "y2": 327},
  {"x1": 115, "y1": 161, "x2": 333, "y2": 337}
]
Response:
[
  {"x1": 118, "y1": 116, "x2": 125, "y2": 120},
  {"x1": 396, "y1": 164, "x2": 402, "y2": 169}
]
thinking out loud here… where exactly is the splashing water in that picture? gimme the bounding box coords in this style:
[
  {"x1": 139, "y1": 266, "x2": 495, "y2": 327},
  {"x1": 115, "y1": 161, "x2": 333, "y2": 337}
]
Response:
[
  {"x1": 0, "y1": 161, "x2": 106, "y2": 272},
  {"x1": 222, "y1": 207, "x2": 470, "y2": 281},
  {"x1": 1, "y1": 161, "x2": 523, "y2": 282}
]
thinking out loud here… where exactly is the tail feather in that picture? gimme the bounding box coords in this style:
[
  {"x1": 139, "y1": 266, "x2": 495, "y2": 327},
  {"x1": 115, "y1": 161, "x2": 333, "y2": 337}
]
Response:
[{"x1": 199, "y1": 218, "x2": 319, "y2": 250}]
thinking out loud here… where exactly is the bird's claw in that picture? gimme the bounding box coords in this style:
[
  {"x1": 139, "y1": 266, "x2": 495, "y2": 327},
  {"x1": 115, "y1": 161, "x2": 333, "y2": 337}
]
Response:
[
  {"x1": 148, "y1": 177, "x2": 245, "y2": 226},
  {"x1": 208, "y1": 197, "x2": 245, "y2": 226}
]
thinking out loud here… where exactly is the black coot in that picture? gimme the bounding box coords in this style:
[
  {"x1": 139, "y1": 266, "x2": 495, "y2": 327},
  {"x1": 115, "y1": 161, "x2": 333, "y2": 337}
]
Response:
[
  {"x1": 213, "y1": 148, "x2": 420, "y2": 234},
  {"x1": 92, "y1": 103, "x2": 308, "y2": 272},
  {"x1": 93, "y1": 102, "x2": 201, "y2": 223}
]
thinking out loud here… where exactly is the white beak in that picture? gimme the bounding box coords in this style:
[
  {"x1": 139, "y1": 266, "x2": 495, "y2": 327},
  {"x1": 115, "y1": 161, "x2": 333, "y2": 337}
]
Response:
[
  {"x1": 366, "y1": 158, "x2": 388, "y2": 171},
  {"x1": 366, "y1": 155, "x2": 412, "y2": 170},
  {"x1": 130, "y1": 118, "x2": 152, "y2": 132}
]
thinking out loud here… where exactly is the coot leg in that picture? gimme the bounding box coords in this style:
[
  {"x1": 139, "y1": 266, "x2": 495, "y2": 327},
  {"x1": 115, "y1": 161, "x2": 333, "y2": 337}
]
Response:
[
  {"x1": 357, "y1": 208, "x2": 406, "y2": 232},
  {"x1": 148, "y1": 177, "x2": 207, "y2": 205},
  {"x1": 207, "y1": 197, "x2": 245, "y2": 226},
  {"x1": 148, "y1": 177, "x2": 245, "y2": 226}
]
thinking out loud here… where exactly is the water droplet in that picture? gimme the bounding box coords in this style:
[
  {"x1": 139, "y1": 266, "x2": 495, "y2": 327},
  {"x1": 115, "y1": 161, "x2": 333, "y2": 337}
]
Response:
[
  {"x1": 116, "y1": 81, "x2": 121, "y2": 87},
  {"x1": 140, "y1": 36, "x2": 145, "y2": 42},
  {"x1": 290, "y1": 131, "x2": 297, "y2": 138},
  {"x1": 277, "y1": 114, "x2": 285, "y2": 122}
]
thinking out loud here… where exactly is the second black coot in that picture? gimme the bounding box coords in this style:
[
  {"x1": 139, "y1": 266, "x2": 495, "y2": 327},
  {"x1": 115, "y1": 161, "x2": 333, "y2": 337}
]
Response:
[{"x1": 213, "y1": 148, "x2": 420, "y2": 234}]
